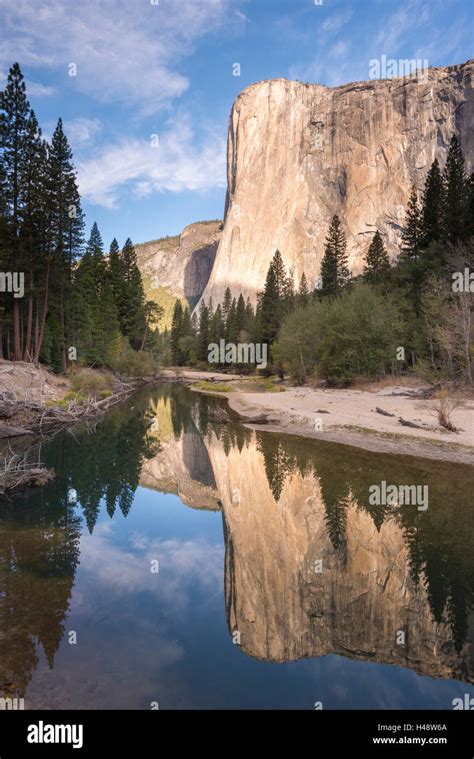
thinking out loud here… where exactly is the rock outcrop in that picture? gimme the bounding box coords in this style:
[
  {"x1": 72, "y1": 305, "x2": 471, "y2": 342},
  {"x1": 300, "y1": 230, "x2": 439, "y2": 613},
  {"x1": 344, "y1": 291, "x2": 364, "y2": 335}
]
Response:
[
  {"x1": 136, "y1": 220, "x2": 222, "y2": 326},
  {"x1": 199, "y1": 60, "x2": 474, "y2": 307}
]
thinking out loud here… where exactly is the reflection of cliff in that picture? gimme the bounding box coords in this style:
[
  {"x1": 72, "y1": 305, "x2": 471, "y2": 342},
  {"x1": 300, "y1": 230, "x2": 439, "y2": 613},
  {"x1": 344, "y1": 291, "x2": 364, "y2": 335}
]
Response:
[
  {"x1": 140, "y1": 395, "x2": 219, "y2": 511},
  {"x1": 205, "y1": 431, "x2": 473, "y2": 683}
]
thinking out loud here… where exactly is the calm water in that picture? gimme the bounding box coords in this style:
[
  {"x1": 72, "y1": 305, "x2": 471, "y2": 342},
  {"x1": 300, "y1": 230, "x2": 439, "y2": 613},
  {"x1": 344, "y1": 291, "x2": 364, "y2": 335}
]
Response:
[{"x1": 0, "y1": 385, "x2": 473, "y2": 710}]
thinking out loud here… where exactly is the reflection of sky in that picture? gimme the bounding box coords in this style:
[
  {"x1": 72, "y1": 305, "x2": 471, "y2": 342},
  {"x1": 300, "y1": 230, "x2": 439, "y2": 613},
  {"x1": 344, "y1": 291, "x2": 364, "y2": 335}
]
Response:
[{"x1": 23, "y1": 485, "x2": 474, "y2": 710}]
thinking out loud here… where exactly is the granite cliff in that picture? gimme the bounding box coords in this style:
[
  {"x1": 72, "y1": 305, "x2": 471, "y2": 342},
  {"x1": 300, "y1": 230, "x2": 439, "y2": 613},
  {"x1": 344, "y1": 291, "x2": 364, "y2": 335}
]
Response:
[
  {"x1": 135, "y1": 220, "x2": 222, "y2": 327},
  {"x1": 199, "y1": 59, "x2": 474, "y2": 307}
]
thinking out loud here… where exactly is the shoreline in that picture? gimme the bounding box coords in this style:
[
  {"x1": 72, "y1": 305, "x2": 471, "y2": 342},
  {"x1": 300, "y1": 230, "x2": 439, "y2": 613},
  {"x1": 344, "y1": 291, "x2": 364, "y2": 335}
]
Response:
[{"x1": 194, "y1": 382, "x2": 474, "y2": 466}]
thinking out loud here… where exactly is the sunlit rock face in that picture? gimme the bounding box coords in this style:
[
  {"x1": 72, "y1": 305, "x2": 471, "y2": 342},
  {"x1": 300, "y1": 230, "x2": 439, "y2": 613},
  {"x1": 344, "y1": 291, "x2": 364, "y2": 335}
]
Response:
[
  {"x1": 199, "y1": 60, "x2": 474, "y2": 306},
  {"x1": 204, "y1": 433, "x2": 473, "y2": 683}
]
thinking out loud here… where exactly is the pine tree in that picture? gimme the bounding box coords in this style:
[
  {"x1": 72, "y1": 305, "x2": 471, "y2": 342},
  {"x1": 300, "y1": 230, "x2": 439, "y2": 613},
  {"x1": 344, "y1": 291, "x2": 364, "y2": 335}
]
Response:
[
  {"x1": 209, "y1": 304, "x2": 224, "y2": 362},
  {"x1": 320, "y1": 215, "x2": 350, "y2": 297},
  {"x1": 118, "y1": 237, "x2": 147, "y2": 348},
  {"x1": 298, "y1": 272, "x2": 309, "y2": 306},
  {"x1": 260, "y1": 257, "x2": 280, "y2": 349},
  {"x1": 442, "y1": 135, "x2": 467, "y2": 244},
  {"x1": 400, "y1": 187, "x2": 422, "y2": 261},
  {"x1": 421, "y1": 159, "x2": 443, "y2": 247},
  {"x1": 282, "y1": 269, "x2": 295, "y2": 314},
  {"x1": 46, "y1": 118, "x2": 84, "y2": 368},
  {"x1": 271, "y1": 250, "x2": 286, "y2": 298},
  {"x1": 226, "y1": 297, "x2": 237, "y2": 344},
  {"x1": 170, "y1": 300, "x2": 183, "y2": 365},
  {"x1": 235, "y1": 293, "x2": 247, "y2": 338},
  {"x1": 222, "y1": 287, "x2": 232, "y2": 324},
  {"x1": 197, "y1": 302, "x2": 210, "y2": 362},
  {"x1": 0, "y1": 62, "x2": 30, "y2": 359},
  {"x1": 108, "y1": 238, "x2": 124, "y2": 310},
  {"x1": 363, "y1": 231, "x2": 390, "y2": 283}
]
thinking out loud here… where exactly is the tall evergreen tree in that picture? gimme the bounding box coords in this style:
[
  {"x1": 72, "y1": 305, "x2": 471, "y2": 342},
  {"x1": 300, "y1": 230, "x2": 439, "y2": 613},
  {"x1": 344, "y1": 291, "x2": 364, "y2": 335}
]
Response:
[
  {"x1": 260, "y1": 255, "x2": 281, "y2": 350},
  {"x1": 442, "y1": 135, "x2": 467, "y2": 244},
  {"x1": 197, "y1": 302, "x2": 210, "y2": 362},
  {"x1": 421, "y1": 158, "x2": 443, "y2": 247},
  {"x1": 363, "y1": 230, "x2": 390, "y2": 283},
  {"x1": 0, "y1": 62, "x2": 30, "y2": 359},
  {"x1": 46, "y1": 118, "x2": 84, "y2": 368},
  {"x1": 170, "y1": 300, "x2": 183, "y2": 365},
  {"x1": 400, "y1": 187, "x2": 422, "y2": 261},
  {"x1": 320, "y1": 215, "x2": 350, "y2": 297},
  {"x1": 298, "y1": 272, "x2": 309, "y2": 306},
  {"x1": 222, "y1": 287, "x2": 232, "y2": 325}
]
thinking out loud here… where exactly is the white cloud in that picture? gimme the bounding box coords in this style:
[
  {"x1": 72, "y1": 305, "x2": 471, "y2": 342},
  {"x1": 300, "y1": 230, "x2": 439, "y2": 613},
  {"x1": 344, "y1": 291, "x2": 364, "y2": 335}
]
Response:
[
  {"x1": 66, "y1": 117, "x2": 102, "y2": 146},
  {"x1": 0, "y1": 0, "x2": 238, "y2": 112},
  {"x1": 321, "y1": 10, "x2": 353, "y2": 34},
  {"x1": 25, "y1": 80, "x2": 56, "y2": 97},
  {"x1": 77, "y1": 117, "x2": 227, "y2": 208}
]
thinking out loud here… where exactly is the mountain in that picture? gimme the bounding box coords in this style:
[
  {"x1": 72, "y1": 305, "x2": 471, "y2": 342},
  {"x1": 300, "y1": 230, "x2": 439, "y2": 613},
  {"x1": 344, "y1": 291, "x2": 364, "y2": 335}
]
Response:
[
  {"x1": 198, "y1": 59, "x2": 474, "y2": 307},
  {"x1": 135, "y1": 220, "x2": 222, "y2": 327}
]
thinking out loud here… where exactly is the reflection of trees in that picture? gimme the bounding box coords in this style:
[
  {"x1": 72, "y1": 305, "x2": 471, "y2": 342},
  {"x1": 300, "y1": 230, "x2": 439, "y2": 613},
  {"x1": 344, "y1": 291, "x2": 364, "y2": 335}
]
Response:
[
  {"x1": 0, "y1": 498, "x2": 81, "y2": 698},
  {"x1": 254, "y1": 430, "x2": 474, "y2": 653}
]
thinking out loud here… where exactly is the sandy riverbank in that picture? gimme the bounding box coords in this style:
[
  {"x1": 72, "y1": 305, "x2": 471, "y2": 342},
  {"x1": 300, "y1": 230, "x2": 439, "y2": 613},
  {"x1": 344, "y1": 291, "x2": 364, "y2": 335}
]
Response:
[{"x1": 222, "y1": 383, "x2": 474, "y2": 466}]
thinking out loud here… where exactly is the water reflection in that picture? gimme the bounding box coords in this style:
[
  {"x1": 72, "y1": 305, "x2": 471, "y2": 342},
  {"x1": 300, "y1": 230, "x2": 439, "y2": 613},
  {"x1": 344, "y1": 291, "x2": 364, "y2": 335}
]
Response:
[{"x1": 0, "y1": 385, "x2": 472, "y2": 707}]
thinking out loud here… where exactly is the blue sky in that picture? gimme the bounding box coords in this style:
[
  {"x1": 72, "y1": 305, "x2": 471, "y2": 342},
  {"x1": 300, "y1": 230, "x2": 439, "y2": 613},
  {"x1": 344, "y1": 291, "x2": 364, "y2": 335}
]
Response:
[{"x1": 1, "y1": 0, "x2": 472, "y2": 249}]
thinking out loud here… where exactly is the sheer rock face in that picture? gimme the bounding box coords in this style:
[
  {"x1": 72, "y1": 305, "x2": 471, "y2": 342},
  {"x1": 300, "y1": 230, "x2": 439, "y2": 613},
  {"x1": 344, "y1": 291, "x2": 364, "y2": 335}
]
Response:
[
  {"x1": 136, "y1": 220, "x2": 221, "y2": 310},
  {"x1": 199, "y1": 60, "x2": 474, "y2": 307},
  {"x1": 206, "y1": 434, "x2": 472, "y2": 682}
]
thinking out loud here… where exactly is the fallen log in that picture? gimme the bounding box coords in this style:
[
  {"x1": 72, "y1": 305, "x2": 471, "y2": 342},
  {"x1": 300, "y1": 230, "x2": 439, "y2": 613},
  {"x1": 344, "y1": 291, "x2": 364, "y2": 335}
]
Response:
[
  {"x1": 0, "y1": 423, "x2": 34, "y2": 438},
  {"x1": 242, "y1": 413, "x2": 279, "y2": 424},
  {"x1": 375, "y1": 407, "x2": 396, "y2": 417},
  {"x1": 398, "y1": 417, "x2": 424, "y2": 429}
]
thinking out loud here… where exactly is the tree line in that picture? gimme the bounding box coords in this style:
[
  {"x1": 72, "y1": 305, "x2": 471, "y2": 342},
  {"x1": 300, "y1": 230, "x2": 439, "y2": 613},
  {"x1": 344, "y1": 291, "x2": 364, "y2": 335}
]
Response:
[{"x1": 0, "y1": 62, "x2": 161, "y2": 373}]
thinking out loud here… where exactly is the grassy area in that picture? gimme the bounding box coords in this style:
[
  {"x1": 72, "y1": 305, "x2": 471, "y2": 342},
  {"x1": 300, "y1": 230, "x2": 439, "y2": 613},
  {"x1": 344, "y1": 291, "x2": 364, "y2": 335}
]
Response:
[
  {"x1": 141, "y1": 277, "x2": 187, "y2": 330},
  {"x1": 194, "y1": 381, "x2": 232, "y2": 393}
]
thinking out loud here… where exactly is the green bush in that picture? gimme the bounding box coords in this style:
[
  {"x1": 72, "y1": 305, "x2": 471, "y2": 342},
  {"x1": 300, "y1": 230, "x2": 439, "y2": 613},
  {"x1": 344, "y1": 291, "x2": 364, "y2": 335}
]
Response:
[
  {"x1": 109, "y1": 341, "x2": 157, "y2": 378},
  {"x1": 273, "y1": 284, "x2": 404, "y2": 384},
  {"x1": 70, "y1": 370, "x2": 113, "y2": 398}
]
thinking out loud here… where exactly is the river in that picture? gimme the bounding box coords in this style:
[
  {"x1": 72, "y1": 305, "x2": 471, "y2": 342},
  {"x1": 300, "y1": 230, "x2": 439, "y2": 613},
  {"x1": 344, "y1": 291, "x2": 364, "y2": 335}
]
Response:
[{"x1": 0, "y1": 385, "x2": 472, "y2": 709}]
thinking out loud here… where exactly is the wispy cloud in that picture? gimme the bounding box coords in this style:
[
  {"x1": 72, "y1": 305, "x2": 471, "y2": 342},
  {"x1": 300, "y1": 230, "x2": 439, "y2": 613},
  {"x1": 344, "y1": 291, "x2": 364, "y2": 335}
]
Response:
[
  {"x1": 77, "y1": 117, "x2": 226, "y2": 208},
  {"x1": 321, "y1": 9, "x2": 353, "y2": 34},
  {"x1": 0, "y1": 0, "x2": 239, "y2": 113},
  {"x1": 26, "y1": 80, "x2": 56, "y2": 97},
  {"x1": 66, "y1": 117, "x2": 102, "y2": 146}
]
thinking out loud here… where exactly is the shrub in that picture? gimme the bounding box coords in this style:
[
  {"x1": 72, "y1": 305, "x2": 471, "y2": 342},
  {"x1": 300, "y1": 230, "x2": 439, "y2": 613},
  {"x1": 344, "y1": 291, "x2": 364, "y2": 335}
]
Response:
[
  {"x1": 70, "y1": 370, "x2": 112, "y2": 399},
  {"x1": 273, "y1": 284, "x2": 404, "y2": 384}
]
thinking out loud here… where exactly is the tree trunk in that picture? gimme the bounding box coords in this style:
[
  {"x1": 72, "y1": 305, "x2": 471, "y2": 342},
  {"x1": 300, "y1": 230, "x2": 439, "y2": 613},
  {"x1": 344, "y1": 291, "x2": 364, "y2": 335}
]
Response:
[
  {"x1": 13, "y1": 299, "x2": 21, "y2": 361},
  {"x1": 35, "y1": 259, "x2": 50, "y2": 363},
  {"x1": 23, "y1": 270, "x2": 34, "y2": 361},
  {"x1": 59, "y1": 290, "x2": 68, "y2": 373}
]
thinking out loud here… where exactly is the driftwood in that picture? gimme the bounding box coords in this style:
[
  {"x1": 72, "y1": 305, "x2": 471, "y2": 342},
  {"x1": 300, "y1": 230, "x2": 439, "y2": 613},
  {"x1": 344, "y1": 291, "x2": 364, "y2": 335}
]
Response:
[
  {"x1": 0, "y1": 464, "x2": 55, "y2": 495},
  {"x1": 0, "y1": 423, "x2": 33, "y2": 438},
  {"x1": 398, "y1": 416, "x2": 424, "y2": 429},
  {"x1": 375, "y1": 407, "x2": 396, "y2": 417},
  {"x1": 0, "y1": 377, "x2": 154, "y2": 439},
  {"x1": 242, "y1": 413, "x2": 279, "y2": 425}
]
